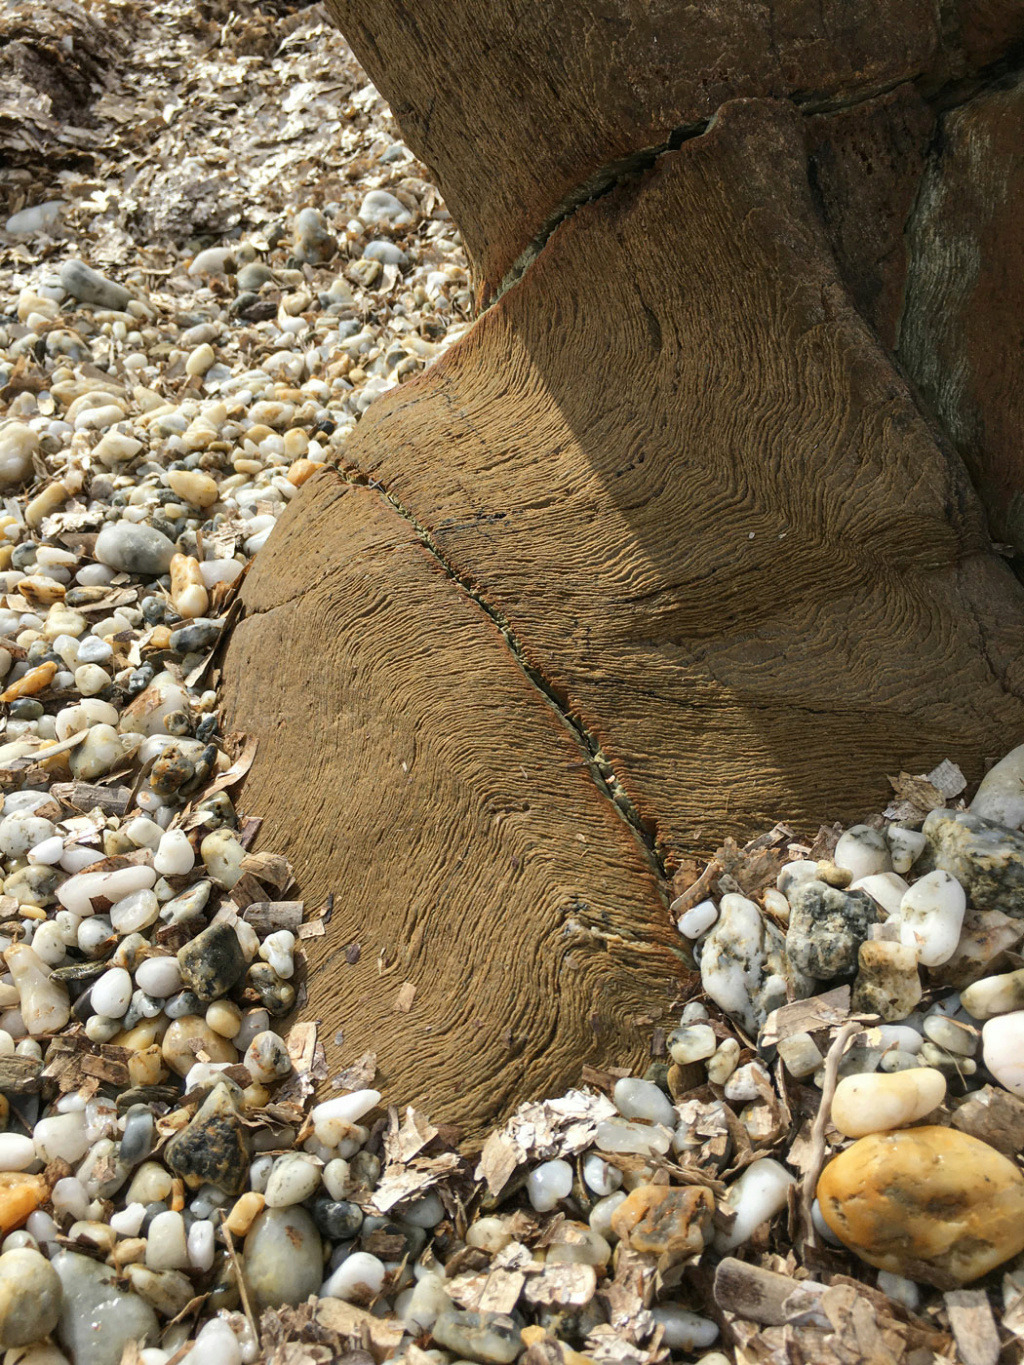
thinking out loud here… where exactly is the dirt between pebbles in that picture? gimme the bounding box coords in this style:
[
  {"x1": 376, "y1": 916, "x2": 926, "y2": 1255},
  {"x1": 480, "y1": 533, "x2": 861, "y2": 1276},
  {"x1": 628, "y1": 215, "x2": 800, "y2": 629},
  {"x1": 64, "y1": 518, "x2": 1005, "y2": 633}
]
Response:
[{"x1": 0, "y1": 2, "x2": 1023, "y2": 1363}]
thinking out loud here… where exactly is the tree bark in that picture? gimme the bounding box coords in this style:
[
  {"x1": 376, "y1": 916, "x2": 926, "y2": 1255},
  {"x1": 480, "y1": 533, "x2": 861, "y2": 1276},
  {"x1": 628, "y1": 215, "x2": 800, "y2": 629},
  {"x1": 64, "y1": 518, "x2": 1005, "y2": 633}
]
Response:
[{"x1": 221, "y1": 1, "x2": 1024, "y2": 1136}]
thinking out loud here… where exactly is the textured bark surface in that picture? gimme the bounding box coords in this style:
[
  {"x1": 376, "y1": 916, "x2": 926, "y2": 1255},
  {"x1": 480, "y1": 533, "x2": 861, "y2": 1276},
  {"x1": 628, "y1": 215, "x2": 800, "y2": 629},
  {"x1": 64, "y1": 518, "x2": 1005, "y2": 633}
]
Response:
[
  {"x1": 221, "y1": 476, "x2": 684, "y2": 1138},
  {"x1": 317, "y1": 99, "x2": 1024, "y2": 870},
  {"x1": 805, "y1": 87, "x2": 935, "y2": 350},
  {"x1": 898, "y1": 75, "x2": 1024, "y2": 555},
  {"x1": 324, "y1": 0, "x2": 1024, "y2": 297}
]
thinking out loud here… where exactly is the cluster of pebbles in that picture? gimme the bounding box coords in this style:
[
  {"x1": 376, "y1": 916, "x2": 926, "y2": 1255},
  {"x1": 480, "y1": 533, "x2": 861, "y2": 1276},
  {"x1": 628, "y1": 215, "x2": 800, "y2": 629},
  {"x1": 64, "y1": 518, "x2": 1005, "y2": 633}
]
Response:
[{"x1": 2, "y1": 3, "x2": 1024, "y2": 1364}]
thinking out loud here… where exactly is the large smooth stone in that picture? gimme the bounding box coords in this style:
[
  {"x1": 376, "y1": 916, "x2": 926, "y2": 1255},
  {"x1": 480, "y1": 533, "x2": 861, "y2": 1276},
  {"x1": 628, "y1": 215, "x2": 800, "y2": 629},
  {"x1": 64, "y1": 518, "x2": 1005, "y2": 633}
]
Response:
[
  {"x1": 816, "y1": 1126, "x2": 1024, "y2": 1285},
  {"x1": 52, "y1": 1250, "x2": 159, "y2": 1365},
  {"x1": 786, "y1": 879, "x2": 880, "y2": 979},
  {"x1": 0, "y1": 1247, "x2": 62, "y2": 1348},
  {"x1": 164, "y1": 1082, "x2": 252, "y2": 1194},
  {"x1": 243, "y1": 1207, "x2": 323, "y2": 1310}
]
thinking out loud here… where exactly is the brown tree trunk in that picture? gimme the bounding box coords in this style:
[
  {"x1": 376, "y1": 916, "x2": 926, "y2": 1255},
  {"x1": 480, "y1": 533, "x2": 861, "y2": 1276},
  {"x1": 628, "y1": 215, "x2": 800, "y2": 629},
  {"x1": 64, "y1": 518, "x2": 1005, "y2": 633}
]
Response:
[{"x1": 221, "y1": 0, "x2": 1024, "y2": 1138}]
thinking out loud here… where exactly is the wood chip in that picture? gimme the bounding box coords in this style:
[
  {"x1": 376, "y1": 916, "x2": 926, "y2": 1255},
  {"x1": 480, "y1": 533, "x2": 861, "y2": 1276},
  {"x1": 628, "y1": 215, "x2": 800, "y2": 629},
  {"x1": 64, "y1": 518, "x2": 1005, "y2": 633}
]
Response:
[
  {"x1": 49, "y1": 781, "x2": 133, "y2": 815},
  {"x1": 760, "y1": 986, "x2": 852, "y2": 1048},
  {"x1": 393, "y1": 980, "x2": 416, "y2": 1013},
  {"x1": 714, "y1": 1257, "x2": 827, "y2": 1327},
  {"x1": 243, "y1": 900, "x2": 305, "y2": 933},
  {"x1": 944, "y1": 1289, "x2": 1001, "y2": 1365}
]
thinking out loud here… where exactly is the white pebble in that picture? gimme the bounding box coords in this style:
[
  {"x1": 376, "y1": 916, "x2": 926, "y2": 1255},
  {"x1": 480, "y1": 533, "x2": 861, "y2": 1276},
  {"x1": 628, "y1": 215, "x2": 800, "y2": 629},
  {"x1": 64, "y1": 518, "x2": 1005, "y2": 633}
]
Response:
[
  {"x1": 311, "y1": 1090, "x2": 380, "y2": 1146},
  {"x1": 187, "y1": 1219, "x2": 216, "y2": 1272},
  {"x1": 613, "y1": 1077, "x2": 675, "y2": 1127},
  {"x1": 135, "y1": 956, "x2": 182, "y2": 997},
  {"x1": 677, "y1": 898, "x2": 717, "y2": 938},
  {"x1": 526, "y1": 1159, "x2": 573, "y2": 1212},
  {"x1": 714, "y1": 1158, "x2": 795, "y2": 1252},
  {"x1": 651, "y1": 1308, "x2": 719, "y2": 1351},
  {"x1": 982, "y1": 1011, "x2": 1024, "y2": 1097},
  {"x1": 0, "y1": 1134, "x2": 36, "y2": 1171},
  {"x1": 834, "y1": 825, "x2": 892, "y2": 879},
  {"x1": 582, "y1": 1153, "x2": 622, "y2": 1197},
  {"x1": 146, "y1": 1210, "x2": 189, "y2": 1270},
  {"x1": 90, "y1": 967, "x2": 133, "y2": 1019},
  {"x1": 34, "y1": 1111, "x2": 90, "y2": 1163},
  {"x1": 154, "y1": 829, "x2": 195, "y2": 877},
  {"x1": 899, "y1": 870, "x2": 966, "y2": 967},
  {"x1": 830, "y1": 1068, "x2": 946, "y2": 1137},
  {"x1": 265, "y1": 1153, "x2": 321, "y2": 1208},
  {"x1": 321, "y1": 1251, "x2": 386, "y2": 1301}
]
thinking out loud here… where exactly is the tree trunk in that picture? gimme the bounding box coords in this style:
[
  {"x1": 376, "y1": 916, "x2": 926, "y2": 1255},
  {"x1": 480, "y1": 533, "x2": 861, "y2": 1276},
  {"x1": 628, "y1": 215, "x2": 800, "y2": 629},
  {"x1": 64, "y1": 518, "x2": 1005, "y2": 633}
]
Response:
[{"x1": 221, "y1": 0, "x2": 1024, "y2": 1138}]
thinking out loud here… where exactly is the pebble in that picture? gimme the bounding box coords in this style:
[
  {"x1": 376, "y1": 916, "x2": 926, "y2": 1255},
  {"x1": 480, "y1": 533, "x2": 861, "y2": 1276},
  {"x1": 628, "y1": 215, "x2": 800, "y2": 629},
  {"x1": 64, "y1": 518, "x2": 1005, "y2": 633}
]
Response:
[
  {"x1": 359, "y1": 190, "x2": 414, "y2": 226},
  {"x1": 609, "y1": 1184, "x2": 713, "y2": 1257},
  {"x1": 177, "y1": 922, "x2": 246, "y2": 1002},
  {"x1": 677, "y1": 898, "x2": 717, "y2": 938},
  {"x1": 52, "y1": 1250, "x2": 159, "y2": 1365},
  {"x1": 526, "y1": 1159, "x2": 574, "y2": 1212},
  {"x1": 830, "y1": 1067, "x2": 946, "y2": 1137},
  {"x1": 668, "y1": 1024, "x2": 716, "y2": 1064},
  {"x1": 923, "y1": 808, "x2": 1024, "y2": 916},
  {"x1": 321, "y1": 1250, "x2": 386, "y2": 1301},
  {"x1": 0, "y1": 1247, "x2": 62, "y2": 1348},
  {"x1": 243, "y1": 1207, "x2": 323, "y2": 1310},
  {"x1": 613, "y1": 1077, "x2": 676, "y2": 1127},
  {"x1": 786, "y1": 879, "x2": 880, "y2": 979},
  {"x1": 432, "y1": 1310, "x2": 523, "y2": 1365},
  {"x1": 898, "y1": 869, "x2": 966, "y2": 966},
  {"x1": 265, "y1": 1152, "x2": 320, "y2": 1208},
  {"x1": 834, "y1": 825, "x2": 892, "y2": 879},
  {"x1": 5, "y1": 201, "x2": 64, "y2": 236},
  {"x1": 817, "y1": 1126, "x2": 1024, "y2": 1284},
  {"x1": 852, "y1": 940, "x2": 922, "y2": 1021},
  {"x1": 311, "y1": 1089, "x2": 381, "y2": 1146},
  {"x1": 650, "y1": 1308, "x2": 719, "y2": 1352},
  {"x1": 962, "y1": 967, "x2": 1024, "y2": 1019},
  {"x1": 714, "y1": 1159, "x2": 795, "y2": 1253},
  {"x1": 970, "y1": 743, "x2": 1024, "y2": 829},
  {"x1": 145, "y1": 1210, "x2": 189, "y2": 1270},
  {"x1": 165, "y1": 1082, "x2": 252, "y2": 1193},
  {"x1": 700, "y1": 893, "x2": 808, "y2": 1035},
  {"x1": 59, "y1": 260, "x2": 130, "y2": 311},
  {"x1": 95, "y1": 522, "x2": 176, "y2": 576},
  {"x1": 981, "y1": 1011, "x2": 1024, "y2": 1096}
]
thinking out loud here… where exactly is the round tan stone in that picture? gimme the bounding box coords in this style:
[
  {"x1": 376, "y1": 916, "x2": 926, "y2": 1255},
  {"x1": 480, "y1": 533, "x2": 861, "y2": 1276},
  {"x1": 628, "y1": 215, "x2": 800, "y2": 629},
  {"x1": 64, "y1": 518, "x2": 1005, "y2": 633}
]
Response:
[
  {"x1": 160, "y1": 1016, "x2": 238, "y2": 1077},
  {"x1": 817, "y1": 1125, "x2": 1024, "y2": 1286}
]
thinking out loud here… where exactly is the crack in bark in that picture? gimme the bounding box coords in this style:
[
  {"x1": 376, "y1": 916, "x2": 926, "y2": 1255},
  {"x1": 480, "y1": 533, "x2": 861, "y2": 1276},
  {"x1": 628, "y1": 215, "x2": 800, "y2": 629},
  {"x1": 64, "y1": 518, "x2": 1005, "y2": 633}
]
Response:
[
  {"x1": 488, "y1": 54, "x2": 1024, "y2": 308},
  {"x1": 328, "y1": 465, "x2": 672, "y2": 888}
]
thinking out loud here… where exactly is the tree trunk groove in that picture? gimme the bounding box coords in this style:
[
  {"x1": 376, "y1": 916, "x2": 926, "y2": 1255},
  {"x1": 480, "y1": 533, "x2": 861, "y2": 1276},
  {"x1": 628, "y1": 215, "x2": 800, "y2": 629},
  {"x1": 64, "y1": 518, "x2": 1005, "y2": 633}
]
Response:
[{"x1": 221, "y1": 0, "x2": 1024, "y2": 1136}]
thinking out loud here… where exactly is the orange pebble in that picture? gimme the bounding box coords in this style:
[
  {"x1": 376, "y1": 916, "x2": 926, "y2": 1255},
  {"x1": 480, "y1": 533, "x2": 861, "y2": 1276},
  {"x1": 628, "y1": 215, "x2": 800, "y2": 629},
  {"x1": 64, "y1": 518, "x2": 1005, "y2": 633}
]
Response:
[
  {"x1": 286, "y1": 458, "x2": 325, "y2": 487},
  {"x1": 170, "y1": 1178, "x2": 185, "y2": 1212},
  {"x1": 0, "y1": 660, "x2": 57, "y2": 703},
  {"x1": 224, "y1": 1190, "x2": 265, "y2": 1237},
  {"x1": 0, "y1": 1172, "x2": 47, "y2": 1234}
]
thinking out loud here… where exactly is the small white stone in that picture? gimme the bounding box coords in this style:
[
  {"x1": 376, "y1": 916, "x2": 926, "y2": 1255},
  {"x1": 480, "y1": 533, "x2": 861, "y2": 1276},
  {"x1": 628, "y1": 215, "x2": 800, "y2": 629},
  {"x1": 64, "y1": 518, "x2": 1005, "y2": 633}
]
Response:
[
  {"x1": 28, "y1": 836, "x2": 64, "y2": 866},
  {"x1": 590, "y1": 1191, "x2": 628, "y2": 1240},
  {"x1": 34, "y1": 1112, "x2": 90, "y2": 1164},
  {"x1": 613, "y1": 1077, "x2": 675, "y2": 1127},
  {"x1": 594, "y1": 1118, "x2": 672, "y2": 1156},
  {"x1": 258, "y1": 929, "x2": 295, "y2": 979},
  {"x1": 74, "y1": 664, "x2": 110, "y2": 696},
  {"x1": 669, "y1": 1024, "x2": 717, "y2": 1065},
  {"x1": 110, "y1": 1203, "x2": 147, "y2": 1237},
  {"x1": 834, "y1": 825, "x2": 892, "y2": 880},
  {"x1": 154, "y1": 829, "x2": 195, "y2": 878},
  {"x1": 714, "y1": 1159, "x2": 795, "y2": 1252},
  {"x1": 650, "y1": 1308, "x2": 719, "y2": 1352},
  {"x1": 135, "y1": 956, "x2": 182, "y2": 997},
  {"x1": 185, "y1": 1318, "x2": 242, "y2": 1365},
  {"x1": 187, "y1": 1219, "x2": 216, "y2": 1273},
  {"x1": 899, "y1": 870, "x2": 966, "y2": 967},
  {"x1": 962, "y1": 968, "x2": 1024, "y2": 1020},
  {"x1": 777, "y1": 860, "x2": 820, "y2": 895},
  {"x1": 90, "y1": 967, "x2": 133, "y2": 1019},
  {"x1": 849, "y1": 872, "x2": 910, "y2": 917},
  {"x1": 311, "y1": 1089, "x2": 380, "y2": 1146},
  {"x1": 0, "y1": 1134, "x2": 36, "y2": 1172},
  {"x1": 982, "y1": 1010, "x2": 1024, "y2": 1096},
  {"x1": 110, "y1": 889, "x2": 161, "y2": 935},
  {"x1": 723, "y1": 1061, "x2": 770, "y2": 1103},
  {"x1": 876, "y1": 1270, "x2": 920, "y2": 1312},
  {"x1": 886, "y1": 826, "x2": 928, "y2": 874},
  {"x1": 321, "y1": 1251, "x2": 386, "y2": 1301},
  {"x1": 706, "y1": 1037, "x2": 741, "y2": 1085},
  {"x1": 145, "y1": 1210, "x2": 188, "y2": 1270},
  {"x1": 265, "y1": 1153, "x2": 321, "y2": 1209},
  {"x1": 677, "y1": 899, "x2": 717, "y2": 938},
  {"x1": 526, "y1": 1159, "x2": 574, "y2": 1212},
  {"x1": 582, "y1": 1153, "x2": 622, "y2": 1197}
]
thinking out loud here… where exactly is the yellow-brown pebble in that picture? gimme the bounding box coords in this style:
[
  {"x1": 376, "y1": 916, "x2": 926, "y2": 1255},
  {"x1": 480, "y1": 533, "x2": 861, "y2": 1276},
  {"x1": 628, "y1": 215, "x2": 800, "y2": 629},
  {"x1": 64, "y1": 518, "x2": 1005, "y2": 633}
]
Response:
[
  {"x1": 609, "y1": 1184, "x2": 714, "y2": 1257},
  {"x1": 0, "y1": 1173, "x2": 47, "y2": 1234},
  {"x1": 0, "y1": 661, "x2": 56, "y2": 703},
  {"x1": 161, "y1": 1016, "x2": 238, "y2": 1077},
  {"x1": 817, "y1": 1125, "x2": 1024, "y2": 1285},
  {"x1": 127, "y1": 1044, "x2": 169, "y2": 1089},
  {"x1": 224, "y1": 1191, "x2": 265, "y2": 1237},
  {"x1": 286, "y1": 458, "x2": 325, "y2": 487}
]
